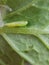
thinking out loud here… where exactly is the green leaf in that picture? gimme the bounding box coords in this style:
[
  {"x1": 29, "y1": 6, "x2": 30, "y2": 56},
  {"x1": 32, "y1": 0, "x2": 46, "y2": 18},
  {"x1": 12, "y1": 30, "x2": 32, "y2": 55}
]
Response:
[
  {"x1": 0, "y1": 0, "x2": 49, "y2": 34},
  {"x1": 2, "y1": 6, "x2": 49, "y2": 34},
  {"x1": 1, "y1": 33, "x2": 49, "y2": 65},
  {"x1": 0, "y1": 0, "x2": 49, "y2": 65},
  {"x1": 32, "y1": 0, "x2": 49, "y2": 10},
  {"x1": 0, "y1": 35, "x2": 23, "y2": 65},
  {"x1": 6, "y1": 0, "x2": 33, "y2": 12}
]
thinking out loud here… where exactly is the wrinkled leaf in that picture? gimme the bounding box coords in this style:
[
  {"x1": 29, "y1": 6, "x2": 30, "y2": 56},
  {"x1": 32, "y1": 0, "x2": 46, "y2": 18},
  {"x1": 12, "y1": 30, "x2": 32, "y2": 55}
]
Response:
[{"x1": 1, "y1": 33, "x2": 49, "y2": 65}]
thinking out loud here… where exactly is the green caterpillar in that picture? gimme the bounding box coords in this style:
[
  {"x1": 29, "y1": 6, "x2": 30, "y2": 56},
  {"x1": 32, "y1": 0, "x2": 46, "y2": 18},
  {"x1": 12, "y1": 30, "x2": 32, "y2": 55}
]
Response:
[{"x1": 5, "y1": 21, "x2": 28, "y2": 27}]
